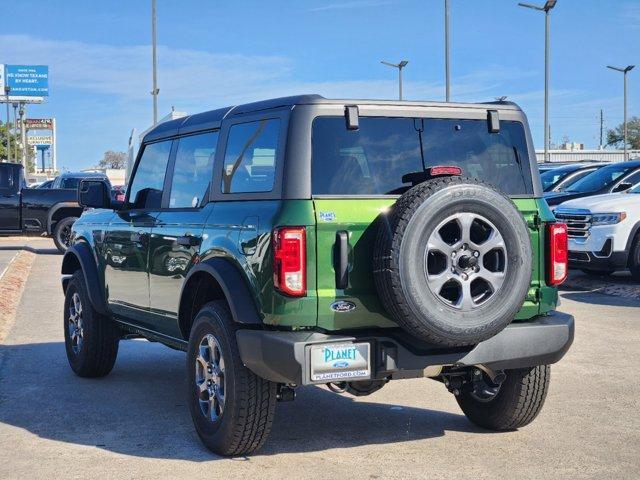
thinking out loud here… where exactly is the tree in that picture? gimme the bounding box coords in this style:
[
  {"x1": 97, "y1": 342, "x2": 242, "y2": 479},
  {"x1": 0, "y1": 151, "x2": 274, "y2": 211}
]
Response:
[
  {"x1": 606, "y1": 117, "x2": 640, "y2": 150},
  {"x1": 0, "y1": 122, "x2": 36, "y2": 171},
  {"x1": 98, "y1": 150, "x2": 127, "y2": 169}
]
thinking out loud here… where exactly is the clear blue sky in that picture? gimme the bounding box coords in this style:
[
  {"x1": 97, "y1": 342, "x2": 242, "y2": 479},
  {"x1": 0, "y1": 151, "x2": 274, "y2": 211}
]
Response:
[{"x1": 2, "y1": 0, "x2": 638, "y2": 171}]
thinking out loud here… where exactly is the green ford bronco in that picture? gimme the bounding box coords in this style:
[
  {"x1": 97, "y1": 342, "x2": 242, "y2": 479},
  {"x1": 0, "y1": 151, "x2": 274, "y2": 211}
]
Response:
[{"x1": 61, "y1": 95, "x2": 574, "y2": 456}]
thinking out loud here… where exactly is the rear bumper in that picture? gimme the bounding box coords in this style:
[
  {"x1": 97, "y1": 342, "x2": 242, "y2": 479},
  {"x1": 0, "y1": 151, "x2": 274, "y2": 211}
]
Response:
[{"x1": 236, "y1": 311, "x2": 574, "y2": 385}]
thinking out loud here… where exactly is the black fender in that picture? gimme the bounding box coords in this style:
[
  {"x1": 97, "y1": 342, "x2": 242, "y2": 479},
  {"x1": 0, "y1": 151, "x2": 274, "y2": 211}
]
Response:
[
  {"x1": 625, "y1": 220, "x2": 640, "y2": 260},
  {"x1": 180, "y1": 257, "x2": 262, "y2": 325},
  {"x1": 61, "y1": 242, "x2": 109, "y2": 315},
  {"x1": 47, "y1": 202, "x2": 82, "y2": 234}
]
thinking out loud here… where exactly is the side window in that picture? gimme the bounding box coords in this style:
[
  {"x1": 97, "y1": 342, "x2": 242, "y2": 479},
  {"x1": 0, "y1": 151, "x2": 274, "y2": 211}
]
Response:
[
  {"x1": 0, "y1": 167, "x2": 16, "y2": 190},
  {"x1": 169, "y1": 131, "x2": 219, "y2": 208},
  {"x1": 62, "y1": 177, "x2": 80, "y2": 189},
  {"x1": 127, "y1": 140, "x2": 172, "y2": 209},
  {"x1": 617, "y1": 170, "x2": 640, "y2": 190},
  {"x1": 221, "y1": 118, "x2": 280, "y2": 194}
]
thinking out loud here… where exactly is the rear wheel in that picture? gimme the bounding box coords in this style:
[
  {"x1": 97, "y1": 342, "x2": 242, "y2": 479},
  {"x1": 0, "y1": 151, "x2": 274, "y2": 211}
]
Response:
[
  {"x1": 456, "y1": 365, "x2": 550, "y2": 430},
  {"x1": 63, "y1": 270, "x2": 119, "y2": 377},
  {"x1": 187, "y1": 301, "x2": 277, "y2": 456},
  {"x1": 53, "y1": 216, "x2": 78, "y2": 253}
]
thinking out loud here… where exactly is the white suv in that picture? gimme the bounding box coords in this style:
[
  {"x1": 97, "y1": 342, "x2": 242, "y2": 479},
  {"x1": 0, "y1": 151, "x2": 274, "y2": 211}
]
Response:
[{"x1": 555, "y1": 183, "x2": 640, "y2": 278}]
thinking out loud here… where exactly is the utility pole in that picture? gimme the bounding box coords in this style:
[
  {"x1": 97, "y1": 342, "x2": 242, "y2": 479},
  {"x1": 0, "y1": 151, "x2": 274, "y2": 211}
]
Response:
[
  {"x1": 4, "y1": 86, "x2": 10, "y2": 162},
  {"x1": 151, "y1": 0, "x2": 159, "y2": 125},
  {"x1": 607, "y1": 65, "x2": 635, "y2": 161},
  {"x1": 444, "y1": 0, "x2": 451, "y2": 101},
  {"x1": 12, "y1": 103, "x2": 18, "y2": 161},
  {"x1": 599, "y1": 109, "x2": 603, "y2": 150},
  {"x1": 518, "y1": 0, "x2": 557, "y2": 163},
  {"x1": 19, "y1": 103, "x2": 27, "y2": 170},
  {"x1": 381, "y1": 60, "x2": 409, "y2": 100}
]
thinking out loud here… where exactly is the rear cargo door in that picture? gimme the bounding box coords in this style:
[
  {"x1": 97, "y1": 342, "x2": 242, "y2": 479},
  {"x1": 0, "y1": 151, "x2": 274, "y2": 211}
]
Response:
[{"x1": 313, "y1": 198, "x2": 397, "y2": 331}]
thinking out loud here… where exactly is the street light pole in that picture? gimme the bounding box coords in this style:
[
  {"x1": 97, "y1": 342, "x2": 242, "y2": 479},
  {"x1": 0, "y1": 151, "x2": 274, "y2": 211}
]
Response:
[
  {"x1": 607, "y1": 65, "x2": 635, "y2": 161},
  {"x1": 12, "y1": 103, "x2": 18, "y2": 161},
  {"x1": 445, "y1": 0, "x2": 451, "y2": 101},
  {"x1": 518, "y1": 0, "x2": 557, "y2": 163},
  {"x1": 151, "y1": 0, "x2": 159, "y2": 125},
  {"x1": 381, "y1": 60, "x2": 409, "y2": 100},
  {"x1": 4, "y1": 86, "x2": 10, "y2": 162}
]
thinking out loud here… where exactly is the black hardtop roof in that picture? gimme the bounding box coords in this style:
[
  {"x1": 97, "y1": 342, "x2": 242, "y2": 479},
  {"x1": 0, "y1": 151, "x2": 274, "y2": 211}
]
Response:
[{"x1": 142, "y1": 94, "x2": 522, "y2": 143}]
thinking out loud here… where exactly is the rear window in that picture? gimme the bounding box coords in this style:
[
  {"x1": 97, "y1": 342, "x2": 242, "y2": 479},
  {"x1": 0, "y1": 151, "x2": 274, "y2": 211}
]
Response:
[{"x1": 312, "y1": 117, "x2": 533, "y2": 196}]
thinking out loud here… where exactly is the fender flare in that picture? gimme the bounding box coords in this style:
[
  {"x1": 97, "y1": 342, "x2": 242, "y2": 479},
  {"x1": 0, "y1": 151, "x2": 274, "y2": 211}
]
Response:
[
  {"x1": 47, "y1": 202, "x2": 82, "y2": 234},
  {"x1": 61, "y1": 242, "x2": 109, "y2": 315},
  {"x1": 625, "y1": 220, "x2": 640, "y2": 262},
  {"x1": 181, "y1": 258, "x2": 262, "y2": 325}
]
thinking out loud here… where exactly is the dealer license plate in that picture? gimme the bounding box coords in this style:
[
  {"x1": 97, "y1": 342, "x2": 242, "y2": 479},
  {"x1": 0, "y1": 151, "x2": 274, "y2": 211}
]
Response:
[{"x1": 310, "y1": 343, "x2": 370, "y2": 382}]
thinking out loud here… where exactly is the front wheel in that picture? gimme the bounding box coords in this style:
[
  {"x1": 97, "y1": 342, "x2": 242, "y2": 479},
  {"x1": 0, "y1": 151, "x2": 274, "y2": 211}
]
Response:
[
  {"x1": 53, "y1": 216, "x2": 78, "y2": 253},
  {"x1": 456, "y1": 365, "x2": 550, "y2": 430},
  {"x1": 64, "y1": 270, "x2": 120, "y2": 377},
  {"x1": 187, "y1": 301, "x2": 277, "y2": 456}
]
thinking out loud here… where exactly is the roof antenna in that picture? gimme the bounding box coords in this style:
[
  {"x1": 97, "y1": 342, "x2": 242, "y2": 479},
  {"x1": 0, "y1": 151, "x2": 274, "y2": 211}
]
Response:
[{"x1": 495, "y1": 96, "x2": 508, "y2": 102}]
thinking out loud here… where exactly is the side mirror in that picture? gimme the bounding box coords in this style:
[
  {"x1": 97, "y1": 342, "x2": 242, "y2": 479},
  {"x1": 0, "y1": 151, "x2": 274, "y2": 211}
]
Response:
[
  {"x1": 78, "y1": 179, "x2": 112, "y2": 209},
  {"x1": 612, "y1": 182, "x2": 632, "y2": 193}
]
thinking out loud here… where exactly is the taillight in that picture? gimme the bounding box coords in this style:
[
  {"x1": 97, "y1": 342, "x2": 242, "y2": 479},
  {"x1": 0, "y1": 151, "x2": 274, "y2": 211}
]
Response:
[
  {"x1": 273, "y1": 227, "x2": 306, "y2": 297},
  {"x1": 546, "y1": 222, "x2": 568, "y2": 286}
]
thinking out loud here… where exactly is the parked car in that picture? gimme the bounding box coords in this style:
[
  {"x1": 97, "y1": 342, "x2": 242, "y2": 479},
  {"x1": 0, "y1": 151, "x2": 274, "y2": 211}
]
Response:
[
  {"x1": 555, "y1": 182, "x2": 640, "y2": 277},
  {"x1": 0, "y1": 163, "x2": 84, "y2": 252},
  {"x1": 61, "y1": 95, "x2": 573, "y2": 456},
  {"x1": 52, "y1": 171, "x2": 111, "y2": 190},
  {"x1": 540, "y1": 163, "x2": 605, "y2": 192},
  {"x1": 544, "y1": 160, "x2": 640, "y2": 208}
]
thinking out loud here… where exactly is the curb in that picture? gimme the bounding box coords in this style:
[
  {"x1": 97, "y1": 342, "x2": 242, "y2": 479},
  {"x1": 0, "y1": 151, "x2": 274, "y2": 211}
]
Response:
[{"x1": 0, "y1": 250, "x2": 37, "y2": 343}]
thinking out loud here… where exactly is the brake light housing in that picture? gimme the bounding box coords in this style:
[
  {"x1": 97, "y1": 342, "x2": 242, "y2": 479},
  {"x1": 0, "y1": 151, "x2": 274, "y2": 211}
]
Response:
[
  {"x1": 546, "y1": 222, "x2": 568, "y2": 286},
  {"x1": 273, "y1": 227, "x2": 306, "y2": 297}
]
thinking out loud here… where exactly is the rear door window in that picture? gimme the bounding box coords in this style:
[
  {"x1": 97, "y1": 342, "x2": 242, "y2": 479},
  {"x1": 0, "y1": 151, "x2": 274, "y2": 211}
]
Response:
[
  {"x1": 312, "y1": 117, "x2": 533, "y2": 196},
  {"x1": 168, "y1": 131, "x2": 219, "y2": 208}
]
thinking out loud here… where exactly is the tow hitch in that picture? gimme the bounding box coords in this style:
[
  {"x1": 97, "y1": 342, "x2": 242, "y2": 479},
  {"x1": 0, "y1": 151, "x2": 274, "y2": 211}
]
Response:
[{"x1": 442, "y1": 367, "x2": 506, "y2": 398}]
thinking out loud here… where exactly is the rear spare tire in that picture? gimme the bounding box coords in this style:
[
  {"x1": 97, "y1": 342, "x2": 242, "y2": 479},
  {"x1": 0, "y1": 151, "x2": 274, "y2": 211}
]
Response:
[{"x1": 374, "y1": 177, "x2": 532, "y2": 346}]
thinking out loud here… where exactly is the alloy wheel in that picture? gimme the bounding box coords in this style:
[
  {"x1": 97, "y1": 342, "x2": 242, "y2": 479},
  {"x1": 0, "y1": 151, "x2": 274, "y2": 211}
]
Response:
[
  {"x1": 195, "y1": 334, "x2": 226, "y2": 422},
  {"x1": 424, "y1": 212, "x2": 508, "y2": 311}
]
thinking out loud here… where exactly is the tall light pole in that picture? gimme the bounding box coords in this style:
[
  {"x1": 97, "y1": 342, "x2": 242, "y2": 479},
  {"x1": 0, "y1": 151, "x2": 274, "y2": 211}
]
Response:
[
  {"x1": 519, "y1": 0, "x2": 557, "y2": 163},
  {"x1": 12, "y1": 103, "x2": 18, "y2": 161},
  {"x1": 4, "y1": 86, "x2": 10, "y2": 162},
  {"x1": 151, "y1": 0, "x2": 159, "y2": 125},
  {"x1": 444, "y1": 0, "x2": 451, "y2": 101},
  {"x1": 607, "y1": 65, "x2": 635, "y2": 161},
  {"x1": 381, "y1": 60, "x2": 409, "y2": 100}
]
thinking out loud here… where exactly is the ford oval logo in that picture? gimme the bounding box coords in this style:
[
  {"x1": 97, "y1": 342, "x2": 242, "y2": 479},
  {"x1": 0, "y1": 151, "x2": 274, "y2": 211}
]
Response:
[
  {"x1": 330, "y1": 301, "x2": 356, "y2": 313},
  {"x1": 333, "y1": 361, "x2": 350, "y2": 368}
]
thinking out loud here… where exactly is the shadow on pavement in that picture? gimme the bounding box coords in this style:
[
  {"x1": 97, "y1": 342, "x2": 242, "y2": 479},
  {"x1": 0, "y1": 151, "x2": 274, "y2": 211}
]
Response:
[
  {"x1": 0, "y1": 244, "x2": 60, "y2": 256},
  {"x1": 0, "y1": 339, "x2": 484, "y2": 460},
  {"x1": 560, "y1": 290, "x2": 639, "y2": 308}
]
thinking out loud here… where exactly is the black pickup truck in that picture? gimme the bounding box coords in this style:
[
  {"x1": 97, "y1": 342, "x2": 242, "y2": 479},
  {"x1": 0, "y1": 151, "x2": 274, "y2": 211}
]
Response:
[{"x1": 0, "y1": 163, "x2": 83, "y2": 252}]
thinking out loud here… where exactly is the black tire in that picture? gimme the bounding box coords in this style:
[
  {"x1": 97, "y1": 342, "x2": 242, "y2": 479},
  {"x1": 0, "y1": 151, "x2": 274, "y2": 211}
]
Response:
[
  {"x1": 580, "y1": 268, "x2": 615, "y2": 277},
  {"x1": 456, "y1": 365, "x2": 550, "y2": 431},
  {"x1": 53, "y1": 216, "x2": 78, "y2": 253},
  {"x1": 64, "y1": 270, "x2": 119, "y2": 377},
  {"x1": 374, "y1": 177, "x2": 532, "y2": 346},
  {"x1": 628, "y1": 233, "x2": 640, "y2": 280},
  {"x1": 187, "y1": 301, "x2": 277, "y2": 456}
]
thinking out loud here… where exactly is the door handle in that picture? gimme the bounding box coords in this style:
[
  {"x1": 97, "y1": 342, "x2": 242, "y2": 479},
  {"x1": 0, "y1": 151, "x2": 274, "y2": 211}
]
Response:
[
  {"x1": 334, "y1": 230, "x2": 349, "y2": 289},
  {"x1": 176, "y1": 235, "x2": 201, "y2": 248}
]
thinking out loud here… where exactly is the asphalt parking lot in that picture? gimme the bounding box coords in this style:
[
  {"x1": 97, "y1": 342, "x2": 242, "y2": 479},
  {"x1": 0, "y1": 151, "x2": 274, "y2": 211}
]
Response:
[{"x1": 0, "y1": 237, "x2": 638, "y2": 480}]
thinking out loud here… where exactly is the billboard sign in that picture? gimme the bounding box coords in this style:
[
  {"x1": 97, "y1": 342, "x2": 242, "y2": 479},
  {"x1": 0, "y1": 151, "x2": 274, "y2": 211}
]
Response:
[
  {"x1": 5, "y1": 65, "x2": 49, "y2": 97},
  {"x1": 0, "y1": 64, "x2": 5, "y2": 94},
  {"x1": 24, "y1": 118, "x2": 54, "y2": 130},
  {"x1": 27, "y1": 135, "x2": 53, "y2": 146}
]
